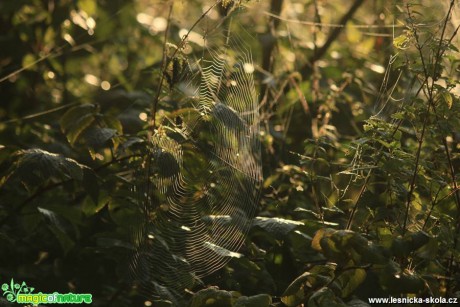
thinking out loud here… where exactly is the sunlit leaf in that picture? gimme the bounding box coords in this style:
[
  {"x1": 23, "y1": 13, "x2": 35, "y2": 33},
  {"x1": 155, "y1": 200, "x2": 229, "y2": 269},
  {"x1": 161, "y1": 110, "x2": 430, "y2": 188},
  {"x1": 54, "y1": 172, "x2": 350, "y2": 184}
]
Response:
[
  {"x1": 393, "y1": 34, "x2": 411, "y2": 50},
  {"x1": 190, "y1": 287, "x2": 233, "y2": 307},
  {"x1": 78, "y1": 0, "x2": 97, "y2": 15},
  {"x1": 4, "y1": 149, "x2": 88, "y2": 188},
  {"x1": 311, "y1": 228, "x2": 336, "y2": 252},
  {"x1": 441, "y1": 90, "x2": 453, "y2": 109},
  {"x1": 252, "y1": 217, "x2": 303, "y2": 236}
]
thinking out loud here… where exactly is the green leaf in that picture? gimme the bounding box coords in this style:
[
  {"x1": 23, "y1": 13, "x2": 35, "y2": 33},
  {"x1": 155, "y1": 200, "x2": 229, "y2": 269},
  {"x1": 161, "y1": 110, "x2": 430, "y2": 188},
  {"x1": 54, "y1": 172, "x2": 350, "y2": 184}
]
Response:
[
  {"x1": 281, "y1": 272, "x2": 312, "y2": 306},
  {"x1": 150, "y1": 300, "x2": 173, "y2": 307},
  {"x1": 60, "y1": 104, "x2": 98, "y2": 146},
  {"x1": 82, "y1": 168, "x2": 99, "y2": 204},
  {"x1": 66, "y1": 114, "x2": 95, "y2": 146},
  {"x1": 281, "y1": 269, "x2": 334, "y2": 307},
  {"x1": 78, "y1": 0, "x2": 97, "y2": 15},
  {"x1": 346, "y1": 298, "x2": 371, "y2": 306},
  {"x1": 5, "y1": 149, "x2": 88, "y2": 188},
  {"x1": 252, "y1": 217, "x2": 303, "y2": 237},
  {"x1": 390, "y1": 272, "x2": 425, "y2": 293},
  {"x1": 22, "y1": 54, "x2": 37, "y2": 70},
  {"x1": 441, "y1": 90, "x2": 453, "y2": 109},
  {"x1": 391, "y1": 231, "x2": 430, "y2": 257},
  {"x1": 102, "y1": 115, "x2": 123, "y2": 134},
  {"x1": 234, "y1": 294, "x2": 271, "y2": 307},
  {"x1": 308, "y1": 287, "x2": 347, "y2": 307},
  {"x1": 337, "y1": 268, "x2": 366, "y2": 297},
  {"x1": 203, "y1": 242, "x2": 243, "y2": 258},
  {"x1": 60, "y1": 104, "x2": 97, "y2": 131},
  {"x1": 311, "y1": 228, "x2": 336, "y2": 252},
  {"x1": 82, "y1": 193, "x2": 109, "y2": 216},
  {"x1": 415, "y1": 237, "x2": 438, "y2": 259},
  {"x1": 190, "y1": 287, "x2": 233, "y2": 307},
  {"x1": 393, "y1": 34, "x2": 411, "y2": 50},
  {"x1": 346, "y1": 22, "x2": 362, "y2": 44},
  {"x1": 83, "y1": 127, "x2": 117, "y2": 148},
  {"x1": 48, "y1": 225, "x2": 75, "y2": 255},
  {"x1": 108, "y1": 197, "x2": 139, "y2": 226}
]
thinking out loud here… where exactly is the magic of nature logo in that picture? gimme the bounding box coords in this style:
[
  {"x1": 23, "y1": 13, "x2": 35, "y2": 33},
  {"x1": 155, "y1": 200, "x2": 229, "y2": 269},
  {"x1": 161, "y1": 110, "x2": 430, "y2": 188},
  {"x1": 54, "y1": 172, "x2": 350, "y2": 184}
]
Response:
[{"x1": 1, "y1": 278, "x2": 92, "y2": 305}]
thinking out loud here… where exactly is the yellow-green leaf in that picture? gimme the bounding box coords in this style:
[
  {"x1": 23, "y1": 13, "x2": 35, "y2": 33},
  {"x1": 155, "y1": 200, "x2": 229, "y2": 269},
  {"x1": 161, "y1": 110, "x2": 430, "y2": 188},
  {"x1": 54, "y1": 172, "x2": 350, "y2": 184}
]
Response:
[
  {"x1": 393, "y1": 34, "x2": 410, "y2": 50},
  {"x1": 78, "y1": 0, "x2": 97, "y2": 15},
  {"x1": 441, "y1": 91, "x2": 453, "y2": 109},
  {"x1": 22, "y1": 54, "x2": 37, "y2": 70}
]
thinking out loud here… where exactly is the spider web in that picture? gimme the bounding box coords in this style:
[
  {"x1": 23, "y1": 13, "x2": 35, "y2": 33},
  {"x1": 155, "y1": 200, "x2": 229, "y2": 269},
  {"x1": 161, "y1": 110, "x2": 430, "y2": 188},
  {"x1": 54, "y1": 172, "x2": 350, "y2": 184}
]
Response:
[{"x1": 130, "y1": 17, "x2": 262, "y2": 299}]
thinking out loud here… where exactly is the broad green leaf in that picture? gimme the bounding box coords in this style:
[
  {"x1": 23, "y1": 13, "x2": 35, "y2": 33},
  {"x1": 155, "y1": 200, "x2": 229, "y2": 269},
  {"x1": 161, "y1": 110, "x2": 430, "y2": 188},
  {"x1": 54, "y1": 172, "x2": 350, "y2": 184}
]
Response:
[
  {"x1": 203, "y1": 242, "x2": 243, "y2": 258},
  {"x1": 308, "y1": 287, "x2": 347, "y2": 307},
  {"x1": 441, "y1": 90, "x2": 453, "y2": 109},
  {"x1": 5, "y1": 149, "x2": 88, "y2": 188},
  {"x1": 78, "y1": 0, "x2": 97, "y2": 15},
  {"x1": 322, "y1": 230, "x2": 355, "y2": 252},
  {"x1": 388, "y1": 271, "x2": 425, "y2": 293},
  {"x1": 347, "y1": 298, "x2": 371, "y2": 306},
  {"x1": 415, "y1": 237, "x2": 438, "y2": 259},
  {"x1": 82, "y1": 193, "x2": 109, "y2": 216},
  {"x1": 337, "y1": 268, "x2": 367, "y2": 297},
  {"x1": 60, "y1": 104, "x2": 98, "y2": 132},
  {"x1": 48, "y1": 225, "x2": 75, "y2": 255},
  {"x1": 356, "y1": 244, "x2": 387, "y2": 264},
  {"x1": 252, "y1": 217, "x2": 303, "y2": 236},
  {"x1": 150, "y1": 300, "x2": 173, "y2": 307},
  {"x1": 234, "y1": 294, "x2": 271, "y2": 307},
  {"x1": 393, "y1": 34, "x2": 411, "y2": 50},
  {"x1": 281, "y1": 270, "x2": 334, "y2": 306},
  {"x1": 65, "y1": 114, "x2": 95, "y2": 146},
  {"x1": 60, "y1": 104, "x2": 98, "y2": 145},
  {"x1": 43, "y1": 27, "x2": 55, "y2": 47},
  {"x1": 391, "y1": 231, "x2": 430, "y2": 257},
  {"x1": 82, "y1": 168, "x2": 99, "y2": 204},
  {"x1": 190, "y1": 287, "x2": 233, "y2": 307},
  {"x1": 102, "y1": 115, "x2": 123, "y2": 134},
  {"x1": 281, "y1": 272, "x2": 311, "y2": 306},
  {"x1": 108, "y1": 197, "x2": 139, "y2": 226},
  {"x1": 406, "y1": 231, "x2": 430, "y2": 251},
  {"x1": 22, "y1": 54, "x2": 37, "y2": 70},
  {"x1": 311, "y1": 228, "x2": 336, "y2": 252},
  {"x1": 83, "y1": 127, "x2": 117, "y2": 147}
]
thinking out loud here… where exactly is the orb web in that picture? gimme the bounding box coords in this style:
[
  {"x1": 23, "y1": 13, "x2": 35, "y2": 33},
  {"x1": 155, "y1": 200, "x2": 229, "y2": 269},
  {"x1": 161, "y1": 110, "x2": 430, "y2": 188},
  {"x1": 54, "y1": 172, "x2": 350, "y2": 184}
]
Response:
[{"x1": 130, "y1": 19, "x2": 262, "y2": 299}]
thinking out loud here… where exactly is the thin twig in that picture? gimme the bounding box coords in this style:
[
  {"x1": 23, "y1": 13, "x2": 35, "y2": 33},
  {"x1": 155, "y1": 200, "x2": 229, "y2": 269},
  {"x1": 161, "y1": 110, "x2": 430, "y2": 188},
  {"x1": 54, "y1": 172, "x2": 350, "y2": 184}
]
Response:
[
  {"x1": 150, "y1": 0, "x2": 223, "y2": 131},
  {"x1": 402, "y1": 1, "x2": 456, "y2": 234},
  {"x1": 150, "y1": 1, "x2": 174, "y2": 133}
]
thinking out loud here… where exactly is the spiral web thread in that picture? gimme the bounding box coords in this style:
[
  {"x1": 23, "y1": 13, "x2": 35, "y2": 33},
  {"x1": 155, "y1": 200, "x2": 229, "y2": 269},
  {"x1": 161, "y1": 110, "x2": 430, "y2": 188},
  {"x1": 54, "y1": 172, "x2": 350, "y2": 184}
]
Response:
[{"x1": 130, "y1": 20, "x2": 262, "y2": 298}]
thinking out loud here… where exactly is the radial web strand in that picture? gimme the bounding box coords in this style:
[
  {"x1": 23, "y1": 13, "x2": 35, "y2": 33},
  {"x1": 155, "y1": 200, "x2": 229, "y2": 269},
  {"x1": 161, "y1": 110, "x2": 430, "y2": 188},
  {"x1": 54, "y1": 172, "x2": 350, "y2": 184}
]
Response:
[{"x1": 130, "y1": 19, "x2": 262, "y2": 299}]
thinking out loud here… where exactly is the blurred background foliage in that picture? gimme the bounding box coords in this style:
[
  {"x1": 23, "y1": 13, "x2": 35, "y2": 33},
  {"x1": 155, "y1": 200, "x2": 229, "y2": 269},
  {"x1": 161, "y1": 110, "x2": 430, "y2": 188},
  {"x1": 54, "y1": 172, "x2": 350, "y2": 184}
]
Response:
[{"x1": 1, "y1": 0, "x2": 459, "y2": 306}]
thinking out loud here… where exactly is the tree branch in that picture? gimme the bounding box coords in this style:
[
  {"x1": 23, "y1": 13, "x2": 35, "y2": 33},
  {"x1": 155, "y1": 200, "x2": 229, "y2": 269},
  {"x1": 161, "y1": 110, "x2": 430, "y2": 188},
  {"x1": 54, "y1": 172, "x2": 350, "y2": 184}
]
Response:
[{"x1": 301, "y1": 0, "x2": 366, "y2": 80}]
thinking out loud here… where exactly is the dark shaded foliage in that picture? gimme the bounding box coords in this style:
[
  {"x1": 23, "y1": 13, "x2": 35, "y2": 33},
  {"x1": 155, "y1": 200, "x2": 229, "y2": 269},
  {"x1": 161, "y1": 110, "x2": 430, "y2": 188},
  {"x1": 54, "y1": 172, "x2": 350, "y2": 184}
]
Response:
[{"x1": 1, "y1": 0, "x2": 459, "y2": 306}]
